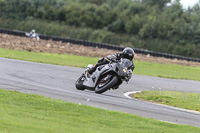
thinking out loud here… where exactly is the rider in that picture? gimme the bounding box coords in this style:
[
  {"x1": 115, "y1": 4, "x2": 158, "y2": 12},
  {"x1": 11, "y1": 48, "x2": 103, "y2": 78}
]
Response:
[
  {"x1": 30, "y1": 29, "x2": 35, "y2": 37},
  {"x1": 88, "y1": 47, "x2": 135, "y2": 74}
]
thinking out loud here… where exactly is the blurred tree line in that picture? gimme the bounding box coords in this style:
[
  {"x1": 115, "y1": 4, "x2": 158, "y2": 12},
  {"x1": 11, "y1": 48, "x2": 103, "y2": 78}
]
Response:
[{"x1": 0, "y1": 0, "x2": 200, "y2": 58}]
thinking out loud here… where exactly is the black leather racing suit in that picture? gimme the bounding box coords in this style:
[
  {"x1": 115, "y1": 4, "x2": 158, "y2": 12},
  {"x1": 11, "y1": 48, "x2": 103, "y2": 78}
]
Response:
[{"x1": 88, "y1": 53, "x2": 135, "y2": 74}]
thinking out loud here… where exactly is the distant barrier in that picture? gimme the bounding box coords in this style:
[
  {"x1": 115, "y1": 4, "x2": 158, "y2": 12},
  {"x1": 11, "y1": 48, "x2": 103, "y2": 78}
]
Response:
[{"x1": 0, "y1": 28, "x2": 200, "y2": 62}]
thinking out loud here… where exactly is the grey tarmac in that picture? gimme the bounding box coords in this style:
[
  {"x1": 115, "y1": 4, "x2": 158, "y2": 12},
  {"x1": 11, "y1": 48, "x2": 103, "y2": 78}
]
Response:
[{"x1": 0, "y1": 57, "x2": 200, "y2": 127}]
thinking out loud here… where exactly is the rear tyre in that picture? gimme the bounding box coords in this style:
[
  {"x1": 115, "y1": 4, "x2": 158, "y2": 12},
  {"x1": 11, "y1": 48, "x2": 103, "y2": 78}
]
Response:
[
  {"x1": 95, "y1": 74, "x2": 118, "y2": 94},
  {"x1": 75, "y1": 75, "x2": 85, "y2": 90}
]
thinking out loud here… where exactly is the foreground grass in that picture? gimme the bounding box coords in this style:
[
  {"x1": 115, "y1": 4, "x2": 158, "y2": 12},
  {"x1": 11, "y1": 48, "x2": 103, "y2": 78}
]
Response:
[
  {"x1": 132, "y1": 91, "x2": 200, "y2": 112},
  {"x1": 0, "y1": 48, "x2": 200, "y2": 81},
  {"x1": 0, "y1": 89, "x2": 200, "y2": 133}
]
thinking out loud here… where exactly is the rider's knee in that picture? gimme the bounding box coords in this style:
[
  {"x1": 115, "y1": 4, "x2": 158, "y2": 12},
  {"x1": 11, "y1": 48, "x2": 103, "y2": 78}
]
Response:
[{"x1": 97, "y1": 57, "x2": 104, "y2": 63}]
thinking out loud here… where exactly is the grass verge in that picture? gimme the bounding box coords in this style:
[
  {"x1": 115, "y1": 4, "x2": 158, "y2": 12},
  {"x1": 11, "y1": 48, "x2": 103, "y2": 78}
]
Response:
[
  {"x1": 132, "y1": 91, "x2": 200, "y2": 112},
  {"x1": 0, "y1": 88, "x2": 200, "y2": 133},
  {"x1": 0, "y1": 48, "x2": 200, "y2": 81}
]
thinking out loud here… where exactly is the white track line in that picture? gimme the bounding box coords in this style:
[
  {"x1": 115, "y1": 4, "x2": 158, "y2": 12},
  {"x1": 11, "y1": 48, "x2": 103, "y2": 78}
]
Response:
[{"x1": 123, "y1": 91, "x2": 141, "y2": 99}]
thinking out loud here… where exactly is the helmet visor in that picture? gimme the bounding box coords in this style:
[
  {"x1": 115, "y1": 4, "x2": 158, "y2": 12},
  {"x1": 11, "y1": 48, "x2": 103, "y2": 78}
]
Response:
[{"x1": 123, "y1": 54, "x2": 133, "y2": 60}]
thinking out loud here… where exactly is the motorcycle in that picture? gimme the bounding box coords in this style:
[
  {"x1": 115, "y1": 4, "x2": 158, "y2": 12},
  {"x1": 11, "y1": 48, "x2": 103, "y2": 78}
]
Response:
[
  {"x1": 25, "y1": 32, "x2": 40, "y2": 40},
  {"x1": 75, "y1": 57, "x2": 133, "y2": 94}
]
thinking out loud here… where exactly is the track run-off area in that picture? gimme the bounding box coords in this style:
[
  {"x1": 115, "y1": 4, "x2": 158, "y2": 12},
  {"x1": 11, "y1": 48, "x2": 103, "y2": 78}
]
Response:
[{"x1": 0, "y1": 57, "x2": 200, "y2": 127}]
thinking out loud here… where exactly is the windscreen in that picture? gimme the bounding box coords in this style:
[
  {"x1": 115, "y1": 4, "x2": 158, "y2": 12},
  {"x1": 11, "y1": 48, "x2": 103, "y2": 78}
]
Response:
[{"x1": 119, "y1": 58, "x2": 133, "y2": 69}]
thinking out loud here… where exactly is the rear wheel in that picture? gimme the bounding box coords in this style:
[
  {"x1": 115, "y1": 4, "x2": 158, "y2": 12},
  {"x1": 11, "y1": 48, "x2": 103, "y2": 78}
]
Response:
[
  {"x1": 75, "y1": 75, "x2": 85, "y2": 90},
  {"x1": 95, "y1": 74, "x2": 118, "y2": 94}
]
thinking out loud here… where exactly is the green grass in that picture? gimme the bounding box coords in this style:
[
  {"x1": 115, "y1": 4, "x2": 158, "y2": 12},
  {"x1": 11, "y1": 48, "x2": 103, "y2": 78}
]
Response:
[
  {"x1": 134, "y1": 61, "x2": 200, "y2": 80},
  {"x1": 0, "y1": 48, "x2": 98, "y2": 68},
  {"x1": 0, "y1": 88, "x2": 200, "y2": 133},
  {"x1": 0, "y1": 48, "x2": 200, "y2": 81},
  {"x1": 132, "y1": 91, "x2": 200, "y2": 112}
]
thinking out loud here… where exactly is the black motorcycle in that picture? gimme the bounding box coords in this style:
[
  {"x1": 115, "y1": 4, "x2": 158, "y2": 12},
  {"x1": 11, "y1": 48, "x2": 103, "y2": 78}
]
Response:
[{"x1": 75, "y1": 58, "x2": 133, "y2": 94}]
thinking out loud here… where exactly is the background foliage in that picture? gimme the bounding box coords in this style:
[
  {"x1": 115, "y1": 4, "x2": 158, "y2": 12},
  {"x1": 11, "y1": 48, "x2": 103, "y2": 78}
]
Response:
[{"x1": 0, "y1": 0, "x2": 200, "y2": 58}]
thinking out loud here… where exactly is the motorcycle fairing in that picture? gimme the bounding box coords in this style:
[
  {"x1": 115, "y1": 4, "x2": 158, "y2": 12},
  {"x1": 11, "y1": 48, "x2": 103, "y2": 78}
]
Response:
[{"x1": 83, "y1": 64, "x2": 115, "y2": 89}]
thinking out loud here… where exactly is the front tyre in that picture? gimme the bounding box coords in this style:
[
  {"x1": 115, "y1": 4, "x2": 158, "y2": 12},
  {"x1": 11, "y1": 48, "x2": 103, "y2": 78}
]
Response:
[
  {"x1": 95, "y1": 74, "x2": 118, "y2": 94},
  {"x1": 75, "y1": 75, "x2": 85, "y2": 90}
]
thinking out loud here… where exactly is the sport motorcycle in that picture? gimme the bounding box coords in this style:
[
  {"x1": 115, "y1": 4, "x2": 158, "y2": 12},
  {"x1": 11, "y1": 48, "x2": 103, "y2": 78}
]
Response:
[{"x1": 75, "y1": 58, "x2": 133, "y2": 94}]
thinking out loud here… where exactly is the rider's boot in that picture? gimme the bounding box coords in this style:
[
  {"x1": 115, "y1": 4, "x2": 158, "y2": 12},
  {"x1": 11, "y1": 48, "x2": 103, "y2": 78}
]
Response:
[{"x1": 88, "y1": 66, "x2": 96, "y2": 74}]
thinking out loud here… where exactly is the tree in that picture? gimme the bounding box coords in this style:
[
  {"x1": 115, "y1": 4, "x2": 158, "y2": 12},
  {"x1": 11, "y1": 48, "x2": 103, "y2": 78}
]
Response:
[{"x1": 142, "y1": 0, "x2": 171, "y2": 9}]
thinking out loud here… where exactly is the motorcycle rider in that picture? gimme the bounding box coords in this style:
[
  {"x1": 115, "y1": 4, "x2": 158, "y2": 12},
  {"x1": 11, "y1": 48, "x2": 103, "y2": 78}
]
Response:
[
  {"x1": 29, "y1": 29, "x2": 36, "y2": 38},
  {"x1": 87, "y1": 47, "x2": 135, "y2": 89},
  {"x1": 88, "y1": 47, "x2": 135, "y2": 74}
]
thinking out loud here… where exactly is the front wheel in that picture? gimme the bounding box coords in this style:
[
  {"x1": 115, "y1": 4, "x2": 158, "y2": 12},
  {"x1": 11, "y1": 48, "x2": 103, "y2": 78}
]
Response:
[
  {"x1": 75, "y1": 75, "x2": 85, "y2": 90},
  {"x1": 95, "y1": 74, "x2": 118, "y2": 94}
]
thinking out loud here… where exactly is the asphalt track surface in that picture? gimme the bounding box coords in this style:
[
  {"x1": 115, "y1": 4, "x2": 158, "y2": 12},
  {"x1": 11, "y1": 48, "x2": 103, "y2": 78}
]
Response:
[{"x1": 0, "y1": 57, "x2": 200, "y2": 127}]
